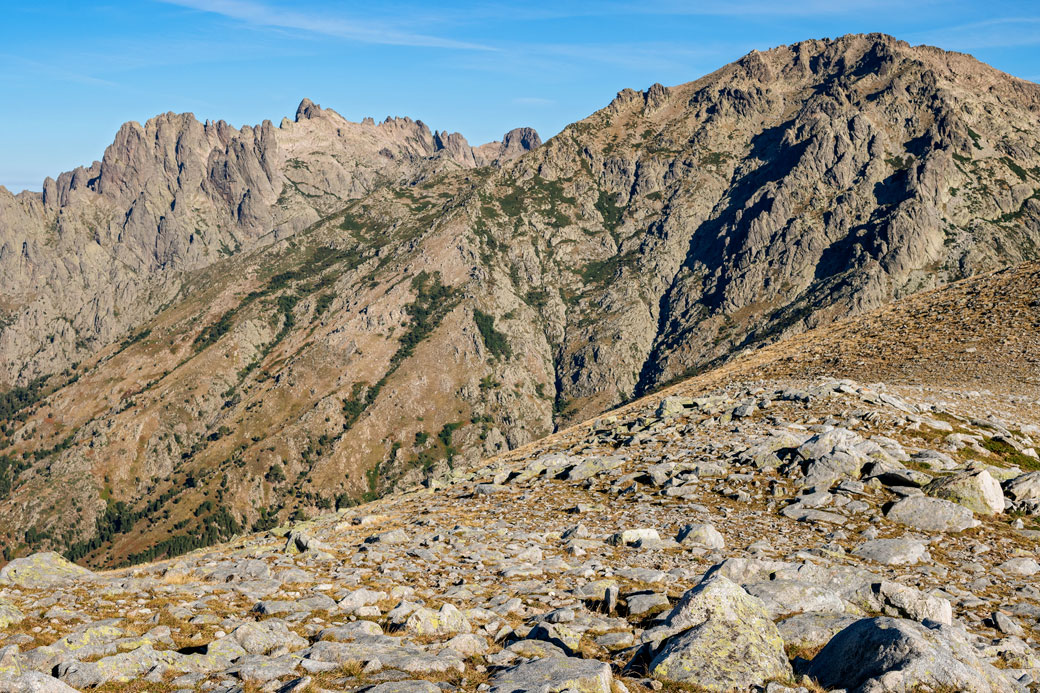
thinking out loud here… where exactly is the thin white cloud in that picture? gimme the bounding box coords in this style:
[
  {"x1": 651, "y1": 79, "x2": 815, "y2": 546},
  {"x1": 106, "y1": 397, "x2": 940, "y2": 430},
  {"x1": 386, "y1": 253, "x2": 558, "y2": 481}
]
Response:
[
  {"x1": 422, "y1": 0, "x2": 934, "y2": 22},
  {"x1": 513, "y1": 96, "x2": 555, "y2": 106},
  {"x1": 0, "y1": 54, "x2": 120, "y2": 88},
  {"x1": 159, "y1": 0, "x2": 496, "y2": 50},
  {"x1": 907, "y1": 17, "x2": 1040, "y2": 50}
]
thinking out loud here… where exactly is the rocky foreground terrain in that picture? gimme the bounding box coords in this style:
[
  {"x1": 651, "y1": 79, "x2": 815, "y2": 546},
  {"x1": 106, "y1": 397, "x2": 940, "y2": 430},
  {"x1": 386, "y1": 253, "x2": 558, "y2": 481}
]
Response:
[{"x1": 1, "y1": 258, "x2": 1039, "y2": 691}]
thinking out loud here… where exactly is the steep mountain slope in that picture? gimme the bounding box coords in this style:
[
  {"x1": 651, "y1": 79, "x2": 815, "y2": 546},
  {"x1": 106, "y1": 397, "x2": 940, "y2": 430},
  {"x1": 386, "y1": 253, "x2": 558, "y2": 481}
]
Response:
[
  {"x1": 0, "y1": 100, "x2": 539, "y2": 384},
  {"x1": 1, "y1": 33, "x2": 1040, "y2": 566},
  {"x1": 687, "y1": 260, "x2": 1040, "y2": 403}
]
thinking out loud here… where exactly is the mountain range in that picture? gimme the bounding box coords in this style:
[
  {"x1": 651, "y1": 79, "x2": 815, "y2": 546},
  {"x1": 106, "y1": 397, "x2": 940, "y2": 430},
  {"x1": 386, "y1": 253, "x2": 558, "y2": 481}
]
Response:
[{"x1": 0, "y1": 33, "x2": 1039, "y2": 567}]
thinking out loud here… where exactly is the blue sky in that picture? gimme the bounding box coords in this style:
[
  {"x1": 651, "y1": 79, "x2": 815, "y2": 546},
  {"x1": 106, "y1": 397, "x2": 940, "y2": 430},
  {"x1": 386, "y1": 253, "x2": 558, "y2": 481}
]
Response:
[{"x1": 1, "y1": 1, "x2": 1038, "y2": 192}]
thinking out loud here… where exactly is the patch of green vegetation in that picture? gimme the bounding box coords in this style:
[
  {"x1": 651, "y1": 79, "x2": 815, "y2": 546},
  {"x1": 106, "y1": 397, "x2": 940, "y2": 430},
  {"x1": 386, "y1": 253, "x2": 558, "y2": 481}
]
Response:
[
  {"x1": 314, "y1": 292, "x2": 335, "y2": 316},
  {"x1": 341, "y1": 382, "x2": 368, "y2": 433},
  {"x1": 122, "y1": 507, "x2": 242, "y2": 566},
  {"x1": 699, "y1": 151, "x2": 731, "y2": 167},
  {"x1": 391, "y1": 272, "x2": 461, "y2": 371},
  {"x1": 499, "y1": 186, "x2": 525, "y2": 217},
  {"x1": 983, "y1": 437, "x2": 1040, "y2": 471},
  {"x1": 1002, "y1": 157, "x2": 1030, "y2": 182},
  {"x1": 0, "y1": 454, "x2": 29, "y2": 500},
  {"x1": 438, "y1": 421, "x2": 463, "y2": 464},
  {"x1": 31, "y1": 431, "x2": 77, "y2": 462},
  {"x1": 265, "y1": 464, "x2": 286, "y2": 484},
  {"x1": 363, "y1": 460, "x2": 383, "y2": 502},
  {"x1": 192, "y1": 309, "x2": 235, "y2": 352},
  {"x1": 64, "y1": 481, "x2": 187, "y2": 562},
  {"x1": 553, "y1": 394, "x2": 578, "y2": 422},
  {"x1": 0, "y1": 375, "x2": 51, "y2": 424},
  {"x1": 338, "y1": 213, "x2": 365, "y2": 232},
  {"x1": 524, "y1": 289, "x2": 550, "y2": 311},
  {"x1": 577, "y1": 252, "x2": 637, "y2": 286},
  {"x1": 497, "y1": 176, "x2": 576, "y2": 225},
  {"x1": 595, "y1": 190, "x2": 624, "y2": 233},
  {"x1": 473, "y1": 309, "x2": 512, "y2": 360},
  {"x1": 120, "y1": 328, "x2": 151, "y2": 350},
  {"x1": 885, "y1": 155, "x2": 912, "y2": 171},
  {"x1": 966, "y1": 127, "x2": 983, "y2": 150}
]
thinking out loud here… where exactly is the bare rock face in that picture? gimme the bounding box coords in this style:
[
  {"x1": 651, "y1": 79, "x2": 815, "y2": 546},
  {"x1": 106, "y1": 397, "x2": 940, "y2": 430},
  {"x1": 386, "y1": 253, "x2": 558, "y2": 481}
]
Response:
[{"x1": 0, "y1": 100, "x2": 540, "y2": 384}]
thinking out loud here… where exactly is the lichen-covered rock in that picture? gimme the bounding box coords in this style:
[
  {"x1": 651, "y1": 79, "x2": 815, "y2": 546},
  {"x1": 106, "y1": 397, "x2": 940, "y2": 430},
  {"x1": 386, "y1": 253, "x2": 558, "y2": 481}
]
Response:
[
  {"x1": 404, "y1": 603, "x2": 471, "y2": 636},
  {"x1": 744, "y1": 579, "x2": 846, "y2": 619},
  {"x1": 885, "y1": 496, "x2": 980, "y2": 532},
  {"x1": 0, "y1": 553, "x2": 92, "y2": 588},
  {"x1": 924, "y1": 468, "x2": 1005, "y2": 515},
  {"x1": 0, "y1": 600, "x2": 24, "y2": 629},
  {"x1": 488, "y1": 655, "x2": 613, "y2": 693},
  {"x1": 228, "y1": 621, "x2": 308, "y2": 655},
  {"x1": 853, "y1": 538, "x2": 930, "y2": 565},
  {"x1": 644, "y1": 574, "x2": 793, "y2": 690}
]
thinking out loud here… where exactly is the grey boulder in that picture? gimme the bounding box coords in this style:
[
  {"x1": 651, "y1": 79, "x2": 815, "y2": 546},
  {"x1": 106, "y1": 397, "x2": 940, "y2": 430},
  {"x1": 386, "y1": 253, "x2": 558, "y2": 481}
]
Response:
[
  {"x1": 806, "y1": 617, "x2": 1018, "y2": 692},
  {"x1": 488, "y1": 655, "x2": 613, "y2": 693},
  {"x1": 643, "y1": 575, "x2": 792, "y2": 690},
  {"x1": 853, "y1": 538, "x2": 930, "y2": 565},
  {"x1": 885, "y1": 496, "x2": 980, "y2": 532}
]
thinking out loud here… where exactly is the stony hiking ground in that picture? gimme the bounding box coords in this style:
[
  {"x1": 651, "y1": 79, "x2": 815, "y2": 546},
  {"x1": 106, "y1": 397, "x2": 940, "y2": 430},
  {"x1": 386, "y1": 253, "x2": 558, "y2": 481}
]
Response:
[{"x1": 1, "y1": 375, "x2": 1038, "y2": 692}]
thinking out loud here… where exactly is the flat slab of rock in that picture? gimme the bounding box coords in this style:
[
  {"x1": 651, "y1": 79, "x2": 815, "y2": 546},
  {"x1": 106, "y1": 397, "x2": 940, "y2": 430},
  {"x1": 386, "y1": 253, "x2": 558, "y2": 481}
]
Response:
[
  {"x1": 0, "y1": 671, "x2": 80, "y2": 692},
  {"x1": 744, "y1": 579, "x2": 845, "y2": 619},
  {"x1": 488, "y1": 655, "x2": 613, "y2": 693},
  {"x1": 365, "y1": 682, "x2": 441, "y2": 693},
  {"x1": 998, "y1": 557, "x2": 1040, "y2": 576},
  {"x1": 778, "y1": 612, "x2": 860, "y2": 651},
  {"x1": 885, "y1": 496, "x2": 980, "y2": 532},
  {"x1": 853, "y1": 538, "x2": 930, "y2": 565}
]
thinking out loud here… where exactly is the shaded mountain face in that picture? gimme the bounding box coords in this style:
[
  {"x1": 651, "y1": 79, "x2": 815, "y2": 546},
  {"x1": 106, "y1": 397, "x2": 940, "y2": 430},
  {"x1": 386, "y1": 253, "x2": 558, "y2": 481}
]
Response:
[{"x1": 1, "y1": 33, "x2": 1039, "y2": 566}]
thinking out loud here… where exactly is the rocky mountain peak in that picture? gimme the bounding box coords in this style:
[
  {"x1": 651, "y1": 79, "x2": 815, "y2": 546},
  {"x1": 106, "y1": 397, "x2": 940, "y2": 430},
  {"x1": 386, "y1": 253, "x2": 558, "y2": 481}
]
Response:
[
  {"x1": 500, "y1": 127, "x2": 543, "y2": 155},
  {"x1": 294, "y1": 97, "x2": 324, "y2": 121}
]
